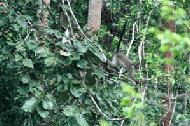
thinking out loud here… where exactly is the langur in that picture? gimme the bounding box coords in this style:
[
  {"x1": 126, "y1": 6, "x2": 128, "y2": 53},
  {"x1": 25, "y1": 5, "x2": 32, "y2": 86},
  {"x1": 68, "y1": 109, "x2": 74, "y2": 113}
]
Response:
[
  {"x1": 104, "y1": 18, "x2": 140, "y2": 83},
  {"x1": 106, "y1": 52, "x2": 139, "y2": 83}
]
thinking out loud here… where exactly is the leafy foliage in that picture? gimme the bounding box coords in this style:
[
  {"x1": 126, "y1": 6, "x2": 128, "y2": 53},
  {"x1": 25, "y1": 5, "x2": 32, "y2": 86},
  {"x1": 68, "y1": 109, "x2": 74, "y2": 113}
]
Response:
[{"x1": 0, "y1": 0, "x2": 190, "y2": 126}]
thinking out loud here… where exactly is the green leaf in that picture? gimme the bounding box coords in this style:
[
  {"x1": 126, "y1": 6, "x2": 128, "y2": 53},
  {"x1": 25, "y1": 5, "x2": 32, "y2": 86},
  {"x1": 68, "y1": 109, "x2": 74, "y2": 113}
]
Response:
[
  {"x1": 15, "y1": 54, "x2": 22, "y2": 61},
  {"x1": 74, "y1": 40, "x2": 88, "y2": 53},
  {"x1": 26, "y1": 40, "x2": 39, "y2": 51},
  {"x1": 99, "y1": 119, "x2": 110, "y2": 126},
  {"x1": 63, "y1": 105, "x2": 79, "y2": 117},
  {"x1": 45, "y1": 57, "x2": 56, "y2": 66},
  {"x1": 34, "y1": 85, "x2": 44, "y2": 98},
  {"x1": 22, "y1": 97, "x2": 39, "y2": 112},
  {"x1": 17, "y1": 17, "x2": 27, "y2": 28},
  {"x1": 135, "y1": 102, "x2": 143, "y2": 109},
  {"x1": 42, "y1": 99, "x2": 54, "y2": 110},
  {"x1": 13, "y1": 24, "x2": 20, "y2": 31},
  {"x1": 75, "y1": 114, "x2": 89, "y2": 126},
  {"x1": 123, "y1": 106, "x2": 133, "y2": 118},
  {"x1": 21, "y1": 74, "x2": 30, "y2": 84},
  {"x1": 70, "y1": 86, "x2": 86, "y2": 97},
  {"x1": 37, "y1": 107, "x2": 50, "y2": 118},
  {"x1": 71, "y1": 52, "x2": 81, "y2": 60},
  {"x1": 45, "y1": 29, "x2": 62, "y2": 38},
  {"x1": 92, "y1": 66, "x2": 106, "y2": 79},
  {"x1": 77, "y1": 59, "x2": 88, "y2": 69},
  {"x1": 120, "y1": 97, "x2": 132, "y2": 107},
  {"x1": 35, "y1": 46, "x2": 51, "y2": 58},
  {"x1": 42, "y1": 94, "x2": 56, "y2": 110},
  {"x1": 22, "y1": 59, "x2": 34, "y2": 69},
  {"x1": 122, "y1": 84, "x2": 135, "y2": 95},
  {"x1": 16, "y1": 44, "x2": 26, "y2": 52},
  {"x1": 89, "y1": 44, "x2": 106, "y2": 61},
  {"x1": 0, "y1": 19, "x2": 5, "y2": 27},
  {"x1": 17, "y1": 88, "x2": 28, "y2": 95}
]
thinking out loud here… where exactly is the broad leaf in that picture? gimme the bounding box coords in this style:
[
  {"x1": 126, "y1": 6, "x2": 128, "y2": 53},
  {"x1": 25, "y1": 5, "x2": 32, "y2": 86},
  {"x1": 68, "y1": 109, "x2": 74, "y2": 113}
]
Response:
[
  {"x1": 37, "y1": 107, "x2": 50, "y2": 118},
  {"x1": 15, "y1": 54, "x2": 22, "y2": 61},
  {"x1": 42, "y1": 94, "x2": 56, "y2": 110},
  {"x1": 75, "y1": 114, "x2": 89, "y2": 126},
  {"x1": 26, "y1": 40, "x2": 38, "y2": 51},
  {"x1": 22, "y1": 59, "x2": 34, "y2": 69},
  {"x1": 70, "y1": 86, "x2": 86, "y2": 97},
  {"x1": 63, "y1": 105, "x2": 79, "y2": 117},
  {"x1": 22, "y1": 97, "x2": 39, "y2": 112},
  {"x1": 45, "y1": 57, "x2": 56, "y2": 66},
  {"x1": 99, "y1": 119, "x2": 110, "y2": 126},
  {"x1": 77, "y1": 59, "x2": 88, "y2": 69},
  {"x1": 21, "y1": 75, "x2": 30, "y2": 84}
]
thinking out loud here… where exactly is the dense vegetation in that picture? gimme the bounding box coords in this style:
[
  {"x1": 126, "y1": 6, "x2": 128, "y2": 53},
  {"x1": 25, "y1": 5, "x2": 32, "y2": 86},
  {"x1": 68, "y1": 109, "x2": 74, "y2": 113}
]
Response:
[{"x1": 0, "y1": 0, "x2": 190, "y2": 126}]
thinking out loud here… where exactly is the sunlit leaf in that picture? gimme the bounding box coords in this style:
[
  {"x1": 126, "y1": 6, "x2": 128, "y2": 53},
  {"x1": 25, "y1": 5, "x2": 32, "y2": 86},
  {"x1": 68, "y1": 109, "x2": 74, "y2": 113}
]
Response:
[
  {"x1": 70, "y1": 86, "x2": 86, "y2": 97},
  {"x1": 65, "y1": 29, "x2": 70, "y2": 38},
  {"x1": 60, "y1": 50, "x2": 71, "y2": 56},
  {"x1": 63, "y1": 105, "x2": 79, "y2": 116},
  {"x1": 123, "y1": 106, "x2": 133, "y2": 118},
  {"x1": 35, "y1": 46, "x2": 51, "y2": 58},
  {"x1": 21, "y1": 75, "x2": 30, "y2": 84},
  {"x1": 120, "y1": 97, "x2": 132, "y2": 107},
  {"x1": 22, "y1": 59, "x2": 34, "y2": 69},
  {"x1": 45, "y1": 57, "x2": 56, "y2": 66},
  {"x1": 99, "y1": 119, "x2": 110, "y2": 126},
  {"x1": 15, "y1": 54, "x2": 22, "y2": 61},
  {"x1": 22, "y1": 97, "x2": 39, "y2": 112},
  {"x1": 26, "y1": 40, "x2": 38, "y2": 51},
  {"x1": 77, "y1": 59, "x2": 88, "y2": 69},
  {"x1": 42, "y1": 94, "x2": 56, "y2": 110},
  {"x1": 37, "y1": 107, "x2": 49, "y2": 118},
  {"x1": 75, "y1": 114, "x2": 89, "y2": 126}
]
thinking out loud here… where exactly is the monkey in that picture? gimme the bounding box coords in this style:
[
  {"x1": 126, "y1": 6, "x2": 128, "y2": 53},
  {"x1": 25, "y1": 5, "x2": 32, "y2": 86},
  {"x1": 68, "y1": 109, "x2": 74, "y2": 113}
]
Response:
[
  {"x1": 106, "y1": 52, "x2": 140, "y2": 83},
  {"x1": 106, "y1": 18, "x2": 130, "y2": 68},
  {"x1": 108, "y1": 53, "x2": 133, "y2": 69},
  {"x1": 104, "y1": 18, "x2": 141, "y2": 83}
]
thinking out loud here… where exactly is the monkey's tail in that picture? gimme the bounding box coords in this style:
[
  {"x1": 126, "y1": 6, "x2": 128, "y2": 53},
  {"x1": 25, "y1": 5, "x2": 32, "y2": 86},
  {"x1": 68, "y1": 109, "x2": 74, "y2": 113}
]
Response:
[{"x1": 116, "y1": 19, "x2": 127, "y2": 53}]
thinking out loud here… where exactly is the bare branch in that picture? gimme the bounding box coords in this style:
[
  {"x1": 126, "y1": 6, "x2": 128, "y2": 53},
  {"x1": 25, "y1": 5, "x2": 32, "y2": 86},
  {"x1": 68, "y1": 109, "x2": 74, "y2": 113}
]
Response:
[
  {"x1": 120, "y1": 119, "x2": 125, "y2": 126},
  {"x1": 89, "y1": 93, "x2": 125, "y2": 121}
]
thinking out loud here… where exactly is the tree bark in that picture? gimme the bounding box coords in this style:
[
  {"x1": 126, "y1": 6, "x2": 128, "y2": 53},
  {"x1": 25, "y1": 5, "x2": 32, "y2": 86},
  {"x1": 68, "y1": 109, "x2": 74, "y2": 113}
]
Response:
[
  {"x1": 87, "y1": 0, "x2": 103, "y2": 33},
  {"x1": 38, "y1": 0, "x2": 51, "y2": 28},
  {"x1": 161, "y1": 21, "x2": 176, "y2": 126}
]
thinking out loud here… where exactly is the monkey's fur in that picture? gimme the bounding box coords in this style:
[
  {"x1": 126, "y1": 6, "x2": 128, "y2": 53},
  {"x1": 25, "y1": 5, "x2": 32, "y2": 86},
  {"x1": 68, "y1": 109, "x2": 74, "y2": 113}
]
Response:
[
  {"x1": 106, "y1": 53, "x2": 140, "y2": 83},
  {"x1": 108, "y1": 53, "x2": 133, "y2": 69}
]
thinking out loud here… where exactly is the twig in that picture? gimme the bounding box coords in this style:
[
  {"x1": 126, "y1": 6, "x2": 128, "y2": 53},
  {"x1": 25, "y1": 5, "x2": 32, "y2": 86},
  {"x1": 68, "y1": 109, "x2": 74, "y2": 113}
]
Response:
[
  {"x1": 126, "y1": 21, "x2": 137, "y2": 57},
  {"x1": 61, "y1": 1, "x2": 74, "y2": 38},
  {"x1": 120, "y1": 119, "x2": 125, "y2": 126},
  {"x1": 169, "y1": 92, "x2": 177, "y2": 125},
  {"x1": 89, "y1": 93, "x2": 124, "y2": 121},
  {"x1": 24, "y1": 30, "x2": 32, "y2": 41},
  {"x1": 141, "y1": 63, "x2": 149, "y2": 103},
  {"x1": 138, "y1": 2, "x2": 161, "y2": 62},
  {"x1": 89, "y1": 93, "x2": 110, "y2": 119},
  {"x1": 118, "y1": 21, "x2": 137, "y2": 77},
  {"x1": 138, "y1": 2, "x2": 161, "y2": 101},
  {"x1": 66, "y1": 0, "x2": 86, "y2": 38}
]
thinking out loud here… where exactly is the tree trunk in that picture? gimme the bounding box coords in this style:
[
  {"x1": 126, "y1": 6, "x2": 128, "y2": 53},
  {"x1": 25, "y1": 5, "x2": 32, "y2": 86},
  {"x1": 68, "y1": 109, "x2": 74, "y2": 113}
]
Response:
[
  {"x1": 87, "y1": 0, "x2": 103, "y2": 33},
  {"x1": 38, "y1": 0, "x2": 51, "y2": 29},
  {"x1": 160, "y1": 21, "x2": 176, "y2": 126}
]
